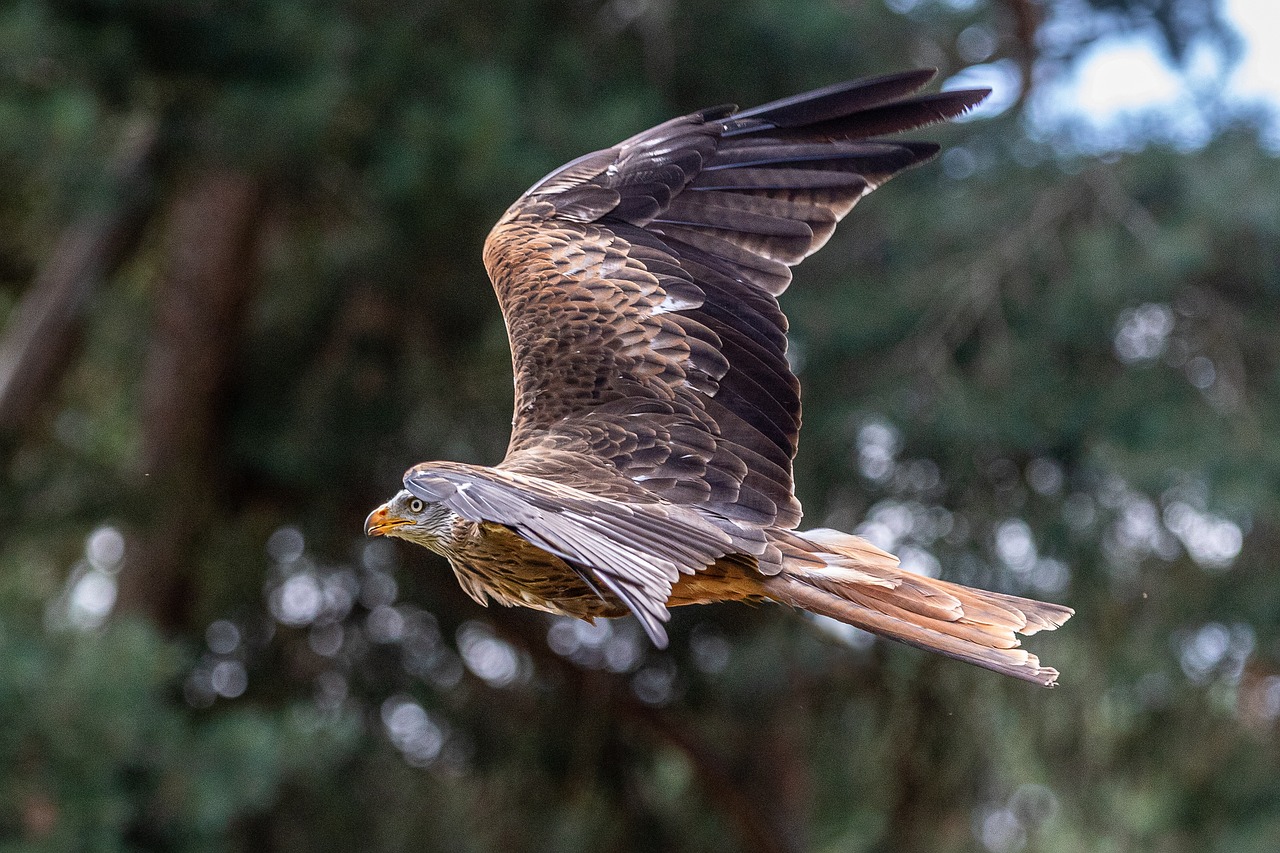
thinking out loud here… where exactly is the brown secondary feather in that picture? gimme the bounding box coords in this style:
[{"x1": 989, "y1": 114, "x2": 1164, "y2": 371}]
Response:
[{"x1": 368, "y1": 69, "x2": 1075, "y2": 686}]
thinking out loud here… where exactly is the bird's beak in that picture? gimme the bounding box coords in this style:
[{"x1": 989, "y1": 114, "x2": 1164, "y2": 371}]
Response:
[{"x1": 364, "y1": 504, "x2": 407, "y2": 537}]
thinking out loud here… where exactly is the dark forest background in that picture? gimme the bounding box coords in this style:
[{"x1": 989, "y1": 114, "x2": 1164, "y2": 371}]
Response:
[{"x1": 2, "y1": 0, "x2": 1279, "y2": 850}]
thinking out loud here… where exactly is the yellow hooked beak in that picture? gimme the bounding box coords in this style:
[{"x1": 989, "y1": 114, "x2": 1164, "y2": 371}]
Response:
[{"x1": 364, "y1": 504, "x2": 409, "y2": 537}]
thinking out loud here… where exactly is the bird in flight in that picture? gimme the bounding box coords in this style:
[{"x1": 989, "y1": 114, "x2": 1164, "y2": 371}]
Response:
[{"x1": 366, "y1": 69, "x2": 1072, "y2": 686}]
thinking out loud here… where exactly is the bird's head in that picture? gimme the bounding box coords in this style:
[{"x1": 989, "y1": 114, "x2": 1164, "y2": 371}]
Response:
[{"x1": 364, "y1": 489, "x2": 458, "y2": 550}]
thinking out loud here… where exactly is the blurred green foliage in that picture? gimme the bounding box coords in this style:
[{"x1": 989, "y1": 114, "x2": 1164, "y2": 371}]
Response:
[
  {"x1": 2, "y1": 0, "x2": 1280, "y2": 851},
  {"x1": 0, "y1": 608, "x2": 360, "y2": 850}
]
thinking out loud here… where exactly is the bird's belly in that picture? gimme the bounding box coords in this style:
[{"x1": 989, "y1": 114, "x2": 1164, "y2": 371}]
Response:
[
  {"x1": 450, "y1": 522, "x2": 628, "y2": 619},
  {"x1": 450, "y1": 521, "x2": 764, "y2": 618}
]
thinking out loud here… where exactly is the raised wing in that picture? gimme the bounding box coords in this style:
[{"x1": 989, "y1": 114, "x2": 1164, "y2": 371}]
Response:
[{"x1": 483, "y1": 70, "x2": 987, "y2": 529}]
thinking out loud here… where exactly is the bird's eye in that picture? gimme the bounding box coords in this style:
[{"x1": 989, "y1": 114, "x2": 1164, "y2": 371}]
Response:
[{"x1": 408, "y1": 498, "x2": 425, "y2": 513}]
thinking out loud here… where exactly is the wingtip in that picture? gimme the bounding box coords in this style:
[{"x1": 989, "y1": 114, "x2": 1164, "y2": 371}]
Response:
[
  {"x1": 727, "y1": 68, "x2": 948, "y2": 129},
  {"x1": 907, "y1": 88, "x2": 992, "y2": 126},
  {"x1": 644, "y1": 619, "x2": 671, "y2": 650},
  {"x1": 941, "y1": 87, "x2": 993, "y2": 115}
]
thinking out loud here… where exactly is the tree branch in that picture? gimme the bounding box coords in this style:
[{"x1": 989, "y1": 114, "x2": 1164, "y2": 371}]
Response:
[
  {"x1": 117, "y1": 169, "x2": 264, "y2": 632},
  {"x1": 0, "y1": 117, "x2": 159, "y2": 436}
]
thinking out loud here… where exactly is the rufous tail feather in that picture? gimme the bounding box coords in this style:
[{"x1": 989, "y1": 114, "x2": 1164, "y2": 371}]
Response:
[{"x1": 762, "y1": 528, "x2": 1073, "y2": 687}]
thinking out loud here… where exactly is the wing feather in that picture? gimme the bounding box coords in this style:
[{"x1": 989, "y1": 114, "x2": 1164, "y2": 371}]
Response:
[{"x1": 482, "y1": 70, "x2": 988, "y2": 533}]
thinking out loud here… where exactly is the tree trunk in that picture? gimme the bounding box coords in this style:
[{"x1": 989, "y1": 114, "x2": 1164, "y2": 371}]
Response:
[{"x1": 117, "y1": 170, "x2": 263, "y2": 633}]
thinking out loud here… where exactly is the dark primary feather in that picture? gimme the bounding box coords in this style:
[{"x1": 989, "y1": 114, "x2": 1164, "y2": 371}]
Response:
[{"x1": 721, "y1": 69, "x2": 939, "y2": 129}]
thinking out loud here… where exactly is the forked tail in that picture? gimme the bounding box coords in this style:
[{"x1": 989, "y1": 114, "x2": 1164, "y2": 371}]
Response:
[{"x1": 762, "y1": 528, "x2": 1073, "y2": 686}]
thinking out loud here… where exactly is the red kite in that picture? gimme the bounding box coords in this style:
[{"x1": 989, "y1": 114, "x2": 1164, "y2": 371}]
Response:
[{"x1": 367, "y1": 70, "x2": 1072, "y2": 686}]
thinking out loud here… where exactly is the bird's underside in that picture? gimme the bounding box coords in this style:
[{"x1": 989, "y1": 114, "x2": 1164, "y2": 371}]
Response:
[{"x1": 366, "y1": 69, "x2": 1074, "y2": 687}]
